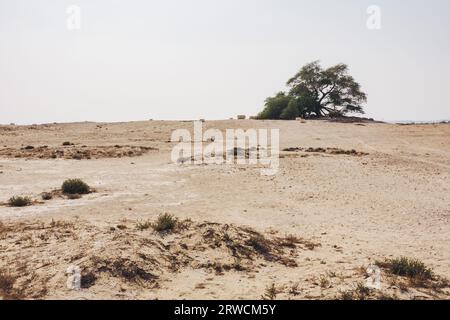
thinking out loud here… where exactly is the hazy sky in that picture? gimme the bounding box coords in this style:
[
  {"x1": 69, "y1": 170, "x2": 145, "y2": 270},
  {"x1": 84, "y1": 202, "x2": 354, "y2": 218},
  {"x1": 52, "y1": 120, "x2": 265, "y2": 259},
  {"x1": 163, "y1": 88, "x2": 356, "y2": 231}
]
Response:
[{"x1": 1, "y1": 0, "x2": 449, "y2": 124}]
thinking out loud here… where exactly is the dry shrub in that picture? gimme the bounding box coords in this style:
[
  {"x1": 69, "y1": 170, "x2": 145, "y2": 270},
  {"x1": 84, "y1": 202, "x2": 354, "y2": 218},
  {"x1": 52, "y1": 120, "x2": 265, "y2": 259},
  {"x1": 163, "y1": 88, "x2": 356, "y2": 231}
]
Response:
[{"x1": 8, "y1": 196, "x2": 32, "y2": 207}]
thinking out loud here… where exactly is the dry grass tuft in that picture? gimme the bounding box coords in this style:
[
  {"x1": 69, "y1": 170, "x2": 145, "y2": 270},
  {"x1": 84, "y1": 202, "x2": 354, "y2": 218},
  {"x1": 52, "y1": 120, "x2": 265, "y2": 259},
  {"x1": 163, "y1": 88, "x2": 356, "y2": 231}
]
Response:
[
  {"x1": 152, "y1": 213, "x2": 177, "y2": 233},
  {"x1": 8, "y1": 196, "x2": 32, "y2": 207},
  {"x1": 0, "y1": 269, "x2": 23, "y2": 300},
  {"x1": 262, "y1": 283, "x2": 278, "y2": 300}
]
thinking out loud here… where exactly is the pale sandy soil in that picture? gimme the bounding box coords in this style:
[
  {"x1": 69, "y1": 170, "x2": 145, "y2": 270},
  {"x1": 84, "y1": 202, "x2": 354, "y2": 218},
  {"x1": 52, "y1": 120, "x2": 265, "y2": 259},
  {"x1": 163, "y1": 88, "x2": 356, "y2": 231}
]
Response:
[{"x1": 0, "y1": 120, "x2": 449, "y2": 300}]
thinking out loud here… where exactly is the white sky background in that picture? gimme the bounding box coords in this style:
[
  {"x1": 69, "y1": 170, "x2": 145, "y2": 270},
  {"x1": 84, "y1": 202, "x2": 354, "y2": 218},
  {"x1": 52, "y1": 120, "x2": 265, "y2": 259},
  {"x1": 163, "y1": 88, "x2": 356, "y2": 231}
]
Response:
[{"x1": 1, "y1": 0, "x2": 449, "y2": 124}]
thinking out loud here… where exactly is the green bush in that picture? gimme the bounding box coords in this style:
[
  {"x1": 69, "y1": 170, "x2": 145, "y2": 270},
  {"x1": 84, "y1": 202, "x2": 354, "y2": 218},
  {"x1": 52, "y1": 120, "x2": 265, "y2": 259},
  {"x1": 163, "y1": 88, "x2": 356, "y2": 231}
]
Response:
[
  {"x1": 280, "y1": 99, "x2": 301, "y2": 120},
  {"x1": 257, "y1": 92, "x2": 291, "y2": 120},
  {"x1": 8, "y1": 196, "x2": 32, "y2": 207},
  {"x1": 61, "y1": 179, "x2": 90, "y2": 195},
  {"x1": 152, "y1": 213, "x2": 177, "y2": 232},
  {"x1": 384, "y1": 257, "x2": 433, "y2": 280}
]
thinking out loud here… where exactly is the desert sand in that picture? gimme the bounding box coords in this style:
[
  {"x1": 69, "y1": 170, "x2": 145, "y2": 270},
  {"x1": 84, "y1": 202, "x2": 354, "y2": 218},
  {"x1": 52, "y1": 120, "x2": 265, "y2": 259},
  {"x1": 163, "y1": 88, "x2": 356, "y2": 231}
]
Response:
[{"x1": 0, "y1": 120, "x2": 449, "y2": 300}]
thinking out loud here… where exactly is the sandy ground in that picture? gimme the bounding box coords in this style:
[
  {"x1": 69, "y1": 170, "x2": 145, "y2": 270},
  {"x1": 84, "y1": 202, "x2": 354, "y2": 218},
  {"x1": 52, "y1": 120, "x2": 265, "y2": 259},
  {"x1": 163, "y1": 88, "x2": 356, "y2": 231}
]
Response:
[{"x1": 0, "y1": 120, "x2": 449, "y2": 300}]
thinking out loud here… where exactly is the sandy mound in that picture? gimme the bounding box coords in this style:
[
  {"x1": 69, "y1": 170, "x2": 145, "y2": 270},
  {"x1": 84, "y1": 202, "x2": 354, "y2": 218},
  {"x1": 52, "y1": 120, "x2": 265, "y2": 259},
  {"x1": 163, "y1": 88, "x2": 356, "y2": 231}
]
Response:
[
  {"x1": 1, "y1": 218, "x2": 448, "y2": 300},
  {"x1": 0, "y1": 218, "x2": 318, "y2": 299}
]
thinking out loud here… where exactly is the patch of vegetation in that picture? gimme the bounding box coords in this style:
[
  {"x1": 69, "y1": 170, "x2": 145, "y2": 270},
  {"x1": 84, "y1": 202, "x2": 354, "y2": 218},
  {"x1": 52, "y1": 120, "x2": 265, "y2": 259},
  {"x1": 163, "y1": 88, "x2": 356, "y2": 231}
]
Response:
[
  {"x1": 282, "y1": 146, "x2": 368, "y2": 156},
  {"x1": 231, "y1": 258, "x2": 245, "y2": 271},
  {"x1": 257, "y1": 61, "x2": 367, "y2": 120},
  {"x1": 8, "y1": 196, "x2": 32, "y2": 207},
  {"x1": 275, "y1": 235, "x2": 321, "y2": 251},
  {"x1": 246, "y1": 235, "x2": 271, "y2": 255},
  {"x1": 319, "y1": 275, "x2": 331, "y2": 288},
  {"x1": 152, "y1": 213, "x2": 177, "y2": 232},
  {"x1": 49, "y1": 219, "x2": 75, "y2": 229},
  {"x1": 61, "y1": 179, "x2": 90, "y2": 195},
  {"x1": 288, "y1": 282, "x2": 300, "y2": 296},
  {"x1": 80, "y1": 272, "x2": 97, "y2": 289},
  {"x1": 136, "y1": 220, "x2": 152, "y2": 231},
  {"x1": 262, "y1": 283, "x2": 278, "y2": 300},
  {"x1": 276, "y1": 235, "x2": 301, "y2": 248},
  {"x1": 339, "y1": 282, "x2": 372, "y2": 300},
  {"x1": 377, "y1": 257, "x2": 433, "y2": 280},
  {"x1": 0, "y1": 269, "x2": 22, "y2": 300},
  {"x1": 377, "y1": 293, "x2": 398, "y2": 300},
  {"x1": 92, "y1": 257, "x2": 157, "y2": 283},
  {"x1": 327, "y1": 148, "x2": 369, "y2": 156},
  {"x1": 41, "y1": 192, "x2": 53, "y2": 201},
  {"x1": 62, "y1": 141, "x2": 73, "y2": 146}
]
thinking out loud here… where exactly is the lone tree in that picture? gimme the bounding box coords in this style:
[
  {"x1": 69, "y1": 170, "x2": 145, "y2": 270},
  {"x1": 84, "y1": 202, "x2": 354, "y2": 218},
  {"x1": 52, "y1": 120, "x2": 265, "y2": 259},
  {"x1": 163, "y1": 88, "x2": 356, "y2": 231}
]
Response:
[{"x1": 258, "y1": 61, "x2": 367, "y2": 119}]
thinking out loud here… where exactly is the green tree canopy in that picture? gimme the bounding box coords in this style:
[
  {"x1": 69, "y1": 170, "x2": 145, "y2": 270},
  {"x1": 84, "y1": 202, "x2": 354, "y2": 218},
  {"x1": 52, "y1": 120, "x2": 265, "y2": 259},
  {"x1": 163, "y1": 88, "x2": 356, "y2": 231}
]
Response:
[
  {"x1": 258, "y1": 61, "x2": 367, "y2": 120},
  {"x1": 257, "y1": 92, "x2": 291, "y2": 120}
]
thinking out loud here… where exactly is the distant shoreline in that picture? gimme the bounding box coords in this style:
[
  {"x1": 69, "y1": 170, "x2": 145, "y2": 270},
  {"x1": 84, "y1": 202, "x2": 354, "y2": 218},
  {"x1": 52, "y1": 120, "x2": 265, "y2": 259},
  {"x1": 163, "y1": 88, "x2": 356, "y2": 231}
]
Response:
[{"x1": 392, "y1": 120, "x2": 450, "y2": 125}]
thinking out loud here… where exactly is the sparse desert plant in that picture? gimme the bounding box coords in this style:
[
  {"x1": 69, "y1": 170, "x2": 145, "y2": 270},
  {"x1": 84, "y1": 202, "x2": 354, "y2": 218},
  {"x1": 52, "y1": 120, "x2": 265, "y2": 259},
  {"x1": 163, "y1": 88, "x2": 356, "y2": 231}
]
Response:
[
  {"x1": 319, "y1": 275, "x2": 331, "y2": 288},
  {"x1": 49, "y1": 219, "x2": 75, "y2": 229},
  {"x1": 289, "y1": 282, "x2": 300, "y2": 296},
  {"x1": 152, "y1": 213, "x2": 177, "y2": 232},
  {"x1": 262, "y1": 283, "x2": 278, "y2": 300},
  {"x1": 339, "y1": 282, "x2": 372, "y2": 300},
  {"x1": 378, "y1": 257, "x2": 433, "y2": 280},
  {"x1": 222, "y1": 231, "x2": 232, "y2": 243},
  {"x1": 277, "y1": 235, "x2": 301, "y2": 248},
  {"x1": 376, "y1": 293, "x2": 397, "y2": 300},
  {"x1": 339, "y1": 290, "x2": 355, "y2": 300},
  {"x1": 232, "y1": 258, "x2": 245, "y2": 271},
  {"x1": 8, "y1": 196, "x2": 32, "y2": 207},
  {"x1": 62, "y1": 141, "x2": 73, "y2": 146},
  {"x1": 327, "y1": 271, "x2": 338, "y2": 278},
  {"x1": 246, "y1": 235, "x2": 271, "y2": 254},
  {"x1": 0, "y1": 269, "x2": 22, "y2": 299},
  {"x1": 80, "y1": 272, "x2": 97, "y2": 289},
  {"x1": 41, "y1": 192, "x2": 53, "y2": 201},
  {"x1": 355, "y1": 282, "x2": 372, "y2": 300},
  {"x1": 136, "y1": 220, "x2": 152, "y2": 231},
  {"x1": 61, "y1": 179, "x2": 90, "y2": 195},
  {"x1": 0, "y1": 271, "x2": 14, "y2": 292}
]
